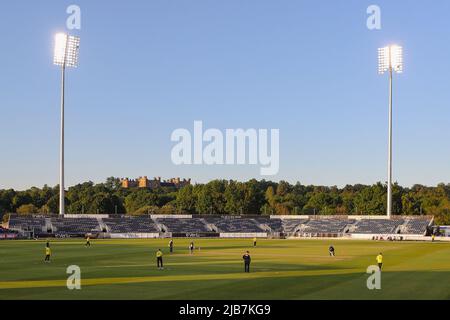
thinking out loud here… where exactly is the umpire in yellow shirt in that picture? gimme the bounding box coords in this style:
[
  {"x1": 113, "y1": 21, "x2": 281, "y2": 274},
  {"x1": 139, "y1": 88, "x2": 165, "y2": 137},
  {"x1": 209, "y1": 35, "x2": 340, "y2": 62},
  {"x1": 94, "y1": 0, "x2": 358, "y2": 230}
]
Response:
[{"x1": 156, "y1": 249, "x2": 164, "y2": 269}]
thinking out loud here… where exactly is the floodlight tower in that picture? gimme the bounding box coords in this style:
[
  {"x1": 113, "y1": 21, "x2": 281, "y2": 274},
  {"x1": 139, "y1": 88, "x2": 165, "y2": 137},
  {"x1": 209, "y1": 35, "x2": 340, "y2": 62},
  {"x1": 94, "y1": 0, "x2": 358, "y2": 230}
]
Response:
[
  {"x1": 53, "y1": 33, "x2": 80, "y2": 215},
  {"x1": 378, "y1": 45, "x2": 403, "y2": 219}
]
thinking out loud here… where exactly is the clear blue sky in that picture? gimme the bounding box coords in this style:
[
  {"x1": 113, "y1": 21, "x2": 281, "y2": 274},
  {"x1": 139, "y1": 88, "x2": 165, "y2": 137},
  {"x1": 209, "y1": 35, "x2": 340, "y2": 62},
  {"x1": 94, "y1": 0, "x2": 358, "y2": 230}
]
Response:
[{"x1": 1, "y1": 0, "x2": 449, "y2": 190}]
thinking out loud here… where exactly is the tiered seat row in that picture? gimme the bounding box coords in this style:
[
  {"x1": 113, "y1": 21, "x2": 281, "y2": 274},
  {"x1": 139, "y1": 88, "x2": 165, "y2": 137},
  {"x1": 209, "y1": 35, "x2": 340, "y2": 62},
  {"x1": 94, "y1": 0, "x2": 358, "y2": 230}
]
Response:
[
  {"x1": 103, "y1": 217, "x2": 159, "y2": 233},
  {"x1": 351, "y1": 219, "x2": 404, "y2": 234},
  {"x1": 204, "y1": 217, "x2": 264, "y2": 233},
  {"x1": 51, "y1": 217, "x2": 101, "y2": 234},
  {"x1": 402, "y1": 218, "x2": 430, "y2": 235},
  {"x1": 8, "y1": 215, "x2": 45, "y2": 231},
  {"x1": 302, "y1": 219, "x2": 354, "y2": 234},
  {"x1": 253, "y1": 217, "x2": 284, "y2": 232},
  {"x1": 281, "y1": 219, "x2": 308, "y2": 233},
  {"x1": 155, "y1": 218, "x2": 209, "y2": 233}
]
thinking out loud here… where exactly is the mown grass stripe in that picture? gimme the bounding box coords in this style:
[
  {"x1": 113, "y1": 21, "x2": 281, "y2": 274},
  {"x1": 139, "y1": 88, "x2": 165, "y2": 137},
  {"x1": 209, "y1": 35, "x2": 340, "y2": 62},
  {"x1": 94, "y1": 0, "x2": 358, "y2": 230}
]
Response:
[{"x1": 0, "y1": 269, "x2": 359, "y2": 290}]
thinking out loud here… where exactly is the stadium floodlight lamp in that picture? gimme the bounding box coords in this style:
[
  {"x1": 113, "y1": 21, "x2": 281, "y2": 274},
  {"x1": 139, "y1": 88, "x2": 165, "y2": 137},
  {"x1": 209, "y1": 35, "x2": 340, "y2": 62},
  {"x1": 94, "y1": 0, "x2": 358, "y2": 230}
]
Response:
[
  {"x1": 378, "y1": 44, "x2": 403, "y2": 219},
  {"x1": 53, "y1": 33, "x2": 80, "y2": 67},
  {"x1": 53, "y1": 33, "x2": 80, "y2": 215},
  {"x1": 378, "y1": 45, "x2": 403, "y2": 75}
]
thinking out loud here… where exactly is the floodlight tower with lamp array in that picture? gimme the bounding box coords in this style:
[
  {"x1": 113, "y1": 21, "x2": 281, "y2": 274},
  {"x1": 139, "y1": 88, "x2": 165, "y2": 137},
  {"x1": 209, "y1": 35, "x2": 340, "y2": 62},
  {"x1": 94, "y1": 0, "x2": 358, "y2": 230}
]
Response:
[
  {"x1": 53, "y1": 33, "x2": 80, "y2": 215},
  {"x1": 378, "y1": 45, "x2": 403, "y2": 219}
]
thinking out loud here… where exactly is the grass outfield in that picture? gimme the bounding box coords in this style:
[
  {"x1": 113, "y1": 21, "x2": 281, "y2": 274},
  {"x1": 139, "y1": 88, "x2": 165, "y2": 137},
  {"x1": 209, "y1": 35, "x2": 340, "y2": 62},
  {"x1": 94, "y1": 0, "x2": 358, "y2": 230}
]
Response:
[{"x1": 0, "y1": 238, "x2": 449, "y2": 300}]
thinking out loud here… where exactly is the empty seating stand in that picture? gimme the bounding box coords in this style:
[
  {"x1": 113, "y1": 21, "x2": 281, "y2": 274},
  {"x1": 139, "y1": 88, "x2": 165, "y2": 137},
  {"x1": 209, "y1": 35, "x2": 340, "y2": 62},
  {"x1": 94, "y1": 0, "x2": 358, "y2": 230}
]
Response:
[
  {"x1": 281, "y1": 219, "x2": 308, "y2": 233},
  {"x1": 103, "y1": 217, "x2": 159, "y2": 233},
  {"x1": 8, "y1": 215, "x2": 45, "y2": 232},
  {"x1": 402, "y1": 218, "x2": 430, "y2": 235},
  {"x1": 6, "y1": 215, "x2": 434, "y2": 238},
  {"x1": 302, "y1": 218, "x2": 353, "y2": 234},
  {"x1": 51, "y1": 217, "x2": 101, "y2": 235},
  {"x1": 205, "y1": 217, "x2": 264, "y2": 233},
  {"x1": 155, "y1": 218, "x2": 209, "y2": 233},
  {"x1": 351, "y1": 219, "x2": 404, "y2": 234},
  {"x1": 253, "y1": 217, "x2": 283, "y2": 232}
]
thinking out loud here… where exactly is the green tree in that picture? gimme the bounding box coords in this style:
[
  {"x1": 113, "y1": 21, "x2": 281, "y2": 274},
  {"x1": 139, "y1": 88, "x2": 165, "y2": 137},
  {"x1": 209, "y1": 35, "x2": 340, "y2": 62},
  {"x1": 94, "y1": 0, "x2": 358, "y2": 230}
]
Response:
[
  {"x1": 124, "y1": 189, "x2": 159, "y2": 213},
  {"x1": 134, "y1": 205, "x2": 159, "y2": 215},
  {"x1": 16, "y1": 204, "x2": 38, "y2": 215},
  {"x1": 176, "y1": 185, "x2": 197, "y2": 213},
  {"x1": 105, "y1": 177, "x2": 122, "y2": 191}
]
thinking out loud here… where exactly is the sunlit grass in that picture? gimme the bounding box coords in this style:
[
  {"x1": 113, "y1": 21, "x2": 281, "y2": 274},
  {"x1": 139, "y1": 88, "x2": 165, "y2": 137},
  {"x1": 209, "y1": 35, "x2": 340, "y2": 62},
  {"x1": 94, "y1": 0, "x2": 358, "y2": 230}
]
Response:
[{"x1": 0, "y1": 238, "x2": 449, "y2": 299}]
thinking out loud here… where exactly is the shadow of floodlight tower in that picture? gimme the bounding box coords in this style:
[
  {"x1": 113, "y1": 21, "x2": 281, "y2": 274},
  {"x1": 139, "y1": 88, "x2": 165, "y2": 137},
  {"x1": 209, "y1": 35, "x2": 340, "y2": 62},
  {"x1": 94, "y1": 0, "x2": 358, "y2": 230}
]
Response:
[
  {"x1": 53, "y1": 33, "x2": 80, "y2": 215},
  {"x1": 378, "y1": 45, "x2": 403, "y2": 219}
]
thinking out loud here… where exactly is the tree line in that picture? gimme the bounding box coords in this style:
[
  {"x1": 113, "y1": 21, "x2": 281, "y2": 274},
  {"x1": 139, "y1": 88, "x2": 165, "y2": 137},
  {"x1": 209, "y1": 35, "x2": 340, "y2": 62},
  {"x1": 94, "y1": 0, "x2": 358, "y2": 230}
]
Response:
[{"x1": 1, "y1": 177, "x2": 449, "y2": 224}]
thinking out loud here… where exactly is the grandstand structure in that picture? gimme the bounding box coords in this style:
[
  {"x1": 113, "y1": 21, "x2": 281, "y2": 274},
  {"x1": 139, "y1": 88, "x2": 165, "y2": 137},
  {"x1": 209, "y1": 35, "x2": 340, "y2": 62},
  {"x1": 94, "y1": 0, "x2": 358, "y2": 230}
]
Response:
[
  {"x1": 4, "y1": 214, "x2": 434, "y2": 240},
  {"x1": 0, "y1": 226, "x2": 18, "y2": 239}
]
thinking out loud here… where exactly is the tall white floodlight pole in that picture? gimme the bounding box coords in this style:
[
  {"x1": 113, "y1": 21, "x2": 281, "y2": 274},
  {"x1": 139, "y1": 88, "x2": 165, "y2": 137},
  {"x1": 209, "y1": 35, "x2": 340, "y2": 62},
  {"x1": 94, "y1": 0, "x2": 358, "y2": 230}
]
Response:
[
  {"x1": 378, "y1": 45, "x2": 403, "y2": 219},
  {"x1": 53, "y1": 33, "x2": 80, "y2": 215}
]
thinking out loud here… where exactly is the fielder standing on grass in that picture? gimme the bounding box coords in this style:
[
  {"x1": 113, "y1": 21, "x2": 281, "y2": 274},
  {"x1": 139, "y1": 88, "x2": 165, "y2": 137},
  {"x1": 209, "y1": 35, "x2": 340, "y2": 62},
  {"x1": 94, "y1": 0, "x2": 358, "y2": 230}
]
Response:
[
  {"x1": 156, "y1": 248, "x2": 164, "y2": 270},
  {"x1": 169, "y1": 239, "x2": 174, "y2": 253},
  {"x1": 253, "y1": 237, "x2": 257, "y2": 247},
  {"x1": 85, "y1": 235, "x2": 91, "y2": 247},
  {"x1": 44, "y1": 243, "x2": 51, "y2": 263},
  {"x1": 243, "y1": 251, "x2": 251, "y2": 273},
  {"x1": 377, "y1": 253, "x2": 383, "y2": 271}
]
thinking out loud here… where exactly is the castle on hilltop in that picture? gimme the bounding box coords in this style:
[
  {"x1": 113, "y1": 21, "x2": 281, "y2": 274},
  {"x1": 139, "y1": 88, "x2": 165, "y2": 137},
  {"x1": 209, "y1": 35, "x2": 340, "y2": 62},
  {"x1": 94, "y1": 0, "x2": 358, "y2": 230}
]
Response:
[{"x1": 121, "y1": 176, "x2": 191, "y2": 189}]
